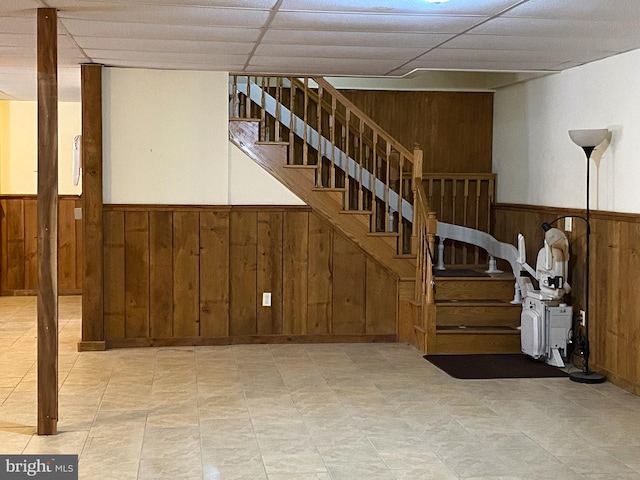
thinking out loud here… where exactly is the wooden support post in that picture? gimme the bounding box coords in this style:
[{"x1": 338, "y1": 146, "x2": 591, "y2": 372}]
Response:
[
  {"x1": 78, "y1": 64, "x2": 105, "y2": 352},
  {"x1": 37, "y1": 7, "x2": 58, "y2": 436}
]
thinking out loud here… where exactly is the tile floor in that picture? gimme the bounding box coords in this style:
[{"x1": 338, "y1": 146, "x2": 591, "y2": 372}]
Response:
[{"x1": 2, "y1": 296, "x2": 640, "y2": 479}]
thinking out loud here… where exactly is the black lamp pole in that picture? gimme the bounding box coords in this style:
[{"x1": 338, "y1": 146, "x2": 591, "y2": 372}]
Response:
[{"x1": 569, "y1": 144, "x2": 606, "y2": 384}]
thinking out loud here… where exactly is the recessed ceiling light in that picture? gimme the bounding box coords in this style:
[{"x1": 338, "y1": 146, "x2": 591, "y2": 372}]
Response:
[{"x1": 425, "y1": 0, "x2": 449, "y2": 3}]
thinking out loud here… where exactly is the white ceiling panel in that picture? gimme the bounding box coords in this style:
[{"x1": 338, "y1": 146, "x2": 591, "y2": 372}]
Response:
[
  {"x1": 503, "y1": 0, "x2": 640, "y2": 22},
  {"x1": 278, "y1": 0, "x2": 521, "y2": 16},
  {"x1": 254, "y1": 44, "x2": 426, "y2": 61},
  {"x1": 445, "y1": 34, "x2": 640, "y2": 53},
  {"x1": 1, "y1": 0, "x2": 640, "y2": 100},
  {"x1": 51, "y1": 0, "x2": 276, "y2": 7},
  {"x1": 261, "y1": 30, "x2": 453, "y2": 48},
  {"x1": 470, "y1": 17, "x2": 640, "y2": 40},
  {"x1": 270, "y1": 11, "x2": 483, "y2": 33},
  {"x1": 60, "y1": 19, "x2": 261, "y2": 42},
  {"x1": 56, "y1": 3, "x2": 270, "y2": 28},
  {"x1": 87, "y1": 49, "x2": 247, "y2": 65},
  {"x1": 77, "y1": 37, "x2": 254, "y2": 55}
]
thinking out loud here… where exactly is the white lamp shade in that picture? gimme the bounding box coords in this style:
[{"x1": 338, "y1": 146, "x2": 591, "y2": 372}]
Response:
[{"x1": 568, "y1": 129, "x2": 609, "y2": 148}]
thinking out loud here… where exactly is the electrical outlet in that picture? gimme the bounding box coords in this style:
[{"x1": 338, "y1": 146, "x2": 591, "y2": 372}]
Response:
[
  {"x1": 564, "y1": 217, "x2": 572, "y2": 232},
  {"x1": 262, "y1": 292, "x2": 272, "y2": 307},
  {"x1": 579, "y1": 310, "x2": 586, "y2": 326}
]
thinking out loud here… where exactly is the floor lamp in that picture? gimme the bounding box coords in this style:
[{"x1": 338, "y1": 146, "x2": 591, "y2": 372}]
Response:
[{"x1": 567, "y1": 129, "x2": 608, "y2": 384}]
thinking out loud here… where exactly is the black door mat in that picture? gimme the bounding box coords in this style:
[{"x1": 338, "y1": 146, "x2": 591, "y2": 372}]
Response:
[{"x1": 424, "y1": 353, "x2": 568, "y2": 379}]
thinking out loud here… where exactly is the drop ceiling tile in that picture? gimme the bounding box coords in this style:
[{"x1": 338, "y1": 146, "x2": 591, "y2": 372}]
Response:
[
  {"x1": 261, "y1": 29, "x2": 452, "y2": 48},
  {"x1": 279, "y1": 0, "x2": 520, "y2": 16},
  {"x1": 0, "y1": 16, "x2": 35, "y2": 34},
  {"x1": 57, "y1": 3, "x2": 270, "y2": 28},
  {"x1": 60, "y1": 18, "x2": 261, "y2": 42},
  {"x1": 417, "y1": 47, "x2": 611, "y2": 65},
  {"x1": 77, "y1": 37, "x2": 254, "y2": 55},
  {"x1": 504, "y1": 0, "x2": 640, "y2": 22},
  {"x1": 471, "y1": 17, "x2": 640, "y2": 40},
  {"x1": 0, "y1": 0, "x2": 41, "y2": 12},
  {"x1": 86, "y1": 48, "x2": 247, "y2": 66},
  {"x1": 94, "y1": 59, "x2": 245, "y2": 72},
  {"x1": 254, "y1": 43, "x2": 425, "y2": 61},
  {"x1": 270, "y1": 11, "x2": 484, "y2": 33},
  {"x1": 403, "y1": 58, "x2": 562, "y2": 72},
  {"x1": 444, "y1": 34, "x2": 640, "y2": 54},
  {"x1": 50, "y1": 0, "x2": 277, "y2": 7},
  {"x1": 248, "y1": 56, "x2": 403, "y2": 75}
]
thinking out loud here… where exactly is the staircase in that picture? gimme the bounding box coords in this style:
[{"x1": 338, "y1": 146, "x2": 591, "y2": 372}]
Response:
[
  {"x1": 433, "y1": 270, "x2": 521, "y2": 353},
  {"x1": 228, "y1": 74, "x2": 523, "y2": 355}
]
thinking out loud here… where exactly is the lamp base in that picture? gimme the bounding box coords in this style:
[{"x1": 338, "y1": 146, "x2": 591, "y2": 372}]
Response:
[{"x1": 569, "y1": 370, "x2": 606, "y2": 384}]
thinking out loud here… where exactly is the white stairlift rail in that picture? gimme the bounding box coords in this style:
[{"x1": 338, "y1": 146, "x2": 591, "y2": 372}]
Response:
[
  {"x1": 234, "y1": 77, "x2": 413, "y2": 222},
  {"x1": 436, "y1": 221, "x2": 527, "y2": 301}
]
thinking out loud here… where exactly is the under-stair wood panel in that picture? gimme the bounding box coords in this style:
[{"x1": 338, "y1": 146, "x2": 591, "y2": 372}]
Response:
[
  {"x1": 102, "y1": 205, "x2": 397, "y2": 348},
  {"x1": 229, "y1": 120, "x2": 415, "y2": 280}
]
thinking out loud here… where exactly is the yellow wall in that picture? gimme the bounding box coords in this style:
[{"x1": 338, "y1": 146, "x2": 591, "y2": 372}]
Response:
[{"x1": 0, "y1": 100, "x2": 81, "y2": 195}]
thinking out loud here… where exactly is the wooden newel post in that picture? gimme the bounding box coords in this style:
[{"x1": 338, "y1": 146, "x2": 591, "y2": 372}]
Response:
[
  {"x1": 411, "y1": 144, "x2": 423, "y2": 256},
  {"x1": 37, "y1": 7, "x2": 58, "y2": 436}
]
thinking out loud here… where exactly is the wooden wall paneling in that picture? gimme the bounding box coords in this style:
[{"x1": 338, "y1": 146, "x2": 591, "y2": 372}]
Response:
[
  {"x1": 24, "y1": 199, "x2": 38, "y2": 290},
  {"x1": 283, "y1": 211, "x2": 309, "y2": 334},
  {"x1": 365, "y1": 259, "x2": 397, "y2": 334},
  {"x1": 592, "y1": 217, "x2": 621, "y2": 377},
  {"x1": 103, "y1": 210, "x2": 125, "y2": 339},
  {"x1": 0, "y1": 199, "x2": 7, "y2": 292},
  {"x1": 124, "y1": 211, "x2": 150, "y2": 338},
  {"x1": 257, "y1": 211, "x2": 283, "y2": 335},
  {"x1": 341, "y1": 90, "x2": 493, "y2": 174},
  {"x1": 5, "y1": 199, "x2": 25, "y2": 290},
  {"x1": 622, "y1": 222, "x2": 640, "y2": 385},
  {"x1": 229, "y1": 211, "x2": 258, "y2": 335},
  {"x1": 58, "y1": 199, "x2": 76, "y2": 291},
  {"x1": 307, "y1": 213, "x2": 333, "y2": 334},
  {"x1": 172, "y1": 211, "x2": 200, "y2": 338},
  {"x1": 149, "y1": 211, "x2": 173, "y2": 338},
  {"x1": 199, "y1": 211, "x2": 230, "y2": 337},
  {"x1": 332, "y1": 233, "x2": 366, "y2": 334}
]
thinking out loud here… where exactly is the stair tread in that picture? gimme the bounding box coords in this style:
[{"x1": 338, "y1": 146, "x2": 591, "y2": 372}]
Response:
[
  {"x1": 340, "y1": 210, "x2": 373, "y2": 215},
  {"x1": 230, "y1": 117, "x2": 260, "y2": 122},
  {"x1": 436, "y1": 325, "x2": 520, "y2": 334},
  {"x1": 283, "y1": 164, "x2": 318, "y2": 169},
  {"x1": 255, "y1": 141, "x2": 289, "y2": 146},
  {"x1": 312, "y1": 187, "x2": 346, "y2": 192},
  {"x1": 436, "y1": 299, "x2": 519, "y2": 306},
  {"x1": 368, "y1": 232, "x2": 400, "y2": 237}
]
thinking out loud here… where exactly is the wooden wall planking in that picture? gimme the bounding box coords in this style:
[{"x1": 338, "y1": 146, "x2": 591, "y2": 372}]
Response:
[
  {"x1": 493, "y1": 203, "x2": 640, "y2": 395},
  {"x1": 199, "y1": 211, "x2": 230, "y2": 337},
  {"x1": 0, "y1": 196, "x2": 82, "y2": 295},
  {"x1": 99, "y1": 205, "x2": 398, "y2": 346},
  {"x1": 341, "y1": 90, "x2": 493, "y2": 174}
]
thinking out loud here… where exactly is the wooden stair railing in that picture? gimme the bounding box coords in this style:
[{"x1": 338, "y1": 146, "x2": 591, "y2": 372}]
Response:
[
  {"x1": 229, "y1": 74, "x2": 469, "y2": 353},
  {"x1": 229, "y1": 74, "x2": 415, "y2": 255},
  {"x1": 423, "y1": 173, "x2": 496, "y2": 269}
]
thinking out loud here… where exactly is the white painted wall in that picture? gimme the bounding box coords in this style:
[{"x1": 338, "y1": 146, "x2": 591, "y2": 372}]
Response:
[
  {"x1": 103, "y1": 67, "x2": 305, "y2": 206},
  {"x1": 228, "y1": 142, "x2": 304, "y2": 205},
  {"x1": 493, "y1": 49, "x2": 640, "y2": 213},
  {"x1": 0, "y1": 101, "x2": 81, "y2": 194},
  {"x1": 103, "y1": 68, "x2": 229, "y2": 204}
]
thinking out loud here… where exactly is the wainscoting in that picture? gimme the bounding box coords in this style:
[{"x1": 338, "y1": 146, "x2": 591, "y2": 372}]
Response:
[
  {"x1": 0, "y1": 195, "x2": 83, "y2": 295},
  {"x1": 102, "y1": 205, "x2": 398, "y2": 348},
  {"x1": 493, "y1": 203, "x2": 640, "y2": 394}
]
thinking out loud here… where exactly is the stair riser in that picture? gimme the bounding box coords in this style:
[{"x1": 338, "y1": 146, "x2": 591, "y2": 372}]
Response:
[
  {"x1": 435, "y1": 279, "x2": 515, "y2": 302},
  {"x1": 436, "y1": 305, "x2": 521, "y2": 328}
]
